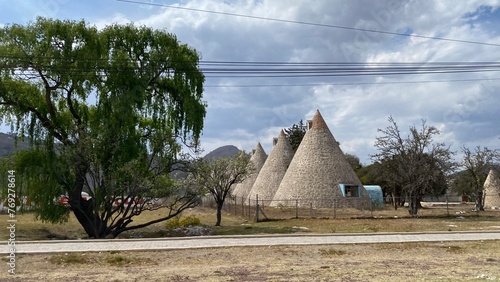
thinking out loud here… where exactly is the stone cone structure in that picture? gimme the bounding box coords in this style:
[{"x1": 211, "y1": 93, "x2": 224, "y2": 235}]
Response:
[
  {"x1": 247, "y1": 130, "x2": 294, "y2": 206},
  {"x1": 271, "y1": 110, "x2": 368, "y2": 208},
  {"x1": 483, "y1": 169, "x2": 500, "y2": 209},
  {"x1": 232, "y1": 143, "x2": 267, "y2": 200}
]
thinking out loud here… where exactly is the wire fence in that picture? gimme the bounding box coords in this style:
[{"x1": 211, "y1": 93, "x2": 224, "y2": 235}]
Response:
[
  {"x1": 201, "y1": 194, "x2": 484, "y2": 221},
  {"x1": 202, "y1": 196, "x2": 377, "y2": 221}
]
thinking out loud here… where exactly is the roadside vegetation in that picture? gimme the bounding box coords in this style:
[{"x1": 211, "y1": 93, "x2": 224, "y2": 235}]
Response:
[{"x1": 2, "y1": 205, "x2": 499, "y2": 241}]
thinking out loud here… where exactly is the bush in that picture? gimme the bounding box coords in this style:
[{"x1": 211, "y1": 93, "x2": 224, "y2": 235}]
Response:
[
  {"x1": 49, "y1": 253, "x2": 88, "y2": 264},
  {"x1": 166, "y1": 216, "x2": 201, "y2": 229}
]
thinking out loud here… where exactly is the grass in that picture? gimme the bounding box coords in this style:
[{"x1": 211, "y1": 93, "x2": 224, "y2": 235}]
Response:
[
  {"x1": 49, "y1": 253, "x2": 90, "y2": 265},
  {"x1": 47, "y1": 251, "x2": 157, "y2": 267},
  {"x1": 318, "y1": 248, "x2": 346, "y2": 256},
  {"x1": 1, "y1": 204, "x2": 500, "y2": 241},
  {"x1": 3, "y1": 241, "x2": 500, "y2": 281}
]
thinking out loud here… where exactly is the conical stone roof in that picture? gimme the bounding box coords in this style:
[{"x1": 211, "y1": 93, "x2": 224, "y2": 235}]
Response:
[
  {"x1": 247, "y1": 130, "x2": 294, "y2": 205},
  {"x1": 484, "y1": 169, "x2": 500, "y2": 209},
  {"x1": 271, "y1": 110, "x2": 367, "y2": 208},
  {"x1": 232, "y1": 143, "x2": 267, "y2": 200}
]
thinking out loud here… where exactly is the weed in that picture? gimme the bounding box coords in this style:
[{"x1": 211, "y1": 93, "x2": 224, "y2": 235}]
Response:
[
  {"x1": 443, "y1": 246, "x2": 463, "y2": 253},
  {"x1": 319, "y1": 248, "x2": 346, "y2": 256},
  {"x1": 106, "y1": 255, "x2": 132, "y2": 265},
  {"x1": 49, "y1": 253, "x2": 88, "y2": 264},
  {"x1": 166, "y1": 216, "x2": 201, "y2": 229}
]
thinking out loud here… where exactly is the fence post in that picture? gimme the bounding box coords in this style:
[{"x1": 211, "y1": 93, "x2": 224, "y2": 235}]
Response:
[
  {"x1": 370, "y1": 198, "x2": 373, "y2": 218},
  {"x1": 248, "y1": 197, "x2": 251, "y2": 220},
  {"x1": 241, "y1": 196, "x2": 244, "y2": 217},
  {"x1": 446, "y1": 195, "x2": 449, "y2": 217},
  {"x1": 309, "y1": 202, "x2": 313, "y2": 217},
  {"x1": 255, "y1": 194, "x2": 259, "y2": 222},
  {"x1": 295, "y1": 199, "x2": 298, "y2": 219},
  {"x1": 333, "y1": 198, "x2": 336, "y2": 219}
]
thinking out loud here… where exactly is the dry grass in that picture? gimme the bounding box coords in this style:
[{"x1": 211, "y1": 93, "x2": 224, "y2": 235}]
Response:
[
  {"x1": 1, "y1": 206, "x2": 500, "y2": 280},
  {"x1": 1, "y1": 241, "x2": 500, "y2": 281},
  {"x1": 2, "y1": 205, "x2": 500, "y2": 240}
]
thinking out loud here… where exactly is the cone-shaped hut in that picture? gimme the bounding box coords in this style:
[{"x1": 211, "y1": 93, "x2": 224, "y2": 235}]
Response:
[
  {"x1": 232, "y1": 143, "x2": 267, "y2": 200},
  {"x1": 247, "y1": 130, "x2": 294, "y2": 206},
  {"x1": 484, "y1": 169, "x2": 500, "y2": 209},
  {"x1": 271, "y1": 110, "x2": 369, "y2": 208}
]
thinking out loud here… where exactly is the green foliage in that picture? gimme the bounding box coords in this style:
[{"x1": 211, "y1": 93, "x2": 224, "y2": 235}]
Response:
[
  {"x1": 344, "y1": 153, "x2": 362, "y2": 172},
  {"x1": 165, "y1": 215, "x2": 201, "y2": 229},
  {"x1": 0, "y1": 149, "x2": 70, "y2": 223},
  {"x1": 105, "y1": 255, "x2": 132, "y2": 265},
  {"x1": 0, "y1": 17, "x2": 207, "y2": 238},
  {"x1": 284, "y1": 120, "x2": 307, "y2": 151},
  {"x1": 450, "y1": 171, "x2": 476, "y2": 195},
  {"x1": 49, "y1": 253, "x2": 89, "y2": 264},
  {"x1": 194, "y1": 151, "x2": 253, "y2": 226}
]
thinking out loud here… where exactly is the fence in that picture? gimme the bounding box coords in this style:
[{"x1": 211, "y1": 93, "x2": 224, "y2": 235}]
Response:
[
  {"x1": 202, "y1": 194, "x2": 376, "y2": 221},
  {"x1": 201, "y1": 194, "x2": 484, "y2": 221}
]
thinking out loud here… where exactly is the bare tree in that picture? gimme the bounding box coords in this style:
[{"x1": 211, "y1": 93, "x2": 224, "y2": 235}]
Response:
[
  {"x1": 372, "y1": 116, "x2": 455, "y2": 216},
  {"x1": 194, "y1": 152, "x2": 253, "y2": 226},
  {"x1": 461, "y1": 146, "x2": 500, "y2": 211}
]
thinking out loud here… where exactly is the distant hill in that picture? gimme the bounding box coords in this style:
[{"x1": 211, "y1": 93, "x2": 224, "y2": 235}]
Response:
[
  {"x1": 0, "y1": 133, "x2": 31, "y2": 157},
  {"x1": 170, "y1": 145, "x2": 241, "y2": 180},
  {"x1": 203, "y1": 145, "x2": 241, "y2": 161}
]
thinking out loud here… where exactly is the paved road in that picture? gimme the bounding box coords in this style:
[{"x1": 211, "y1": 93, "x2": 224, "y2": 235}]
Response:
[{"x1": 4, "y1": 231, "x2": 500, "y2": 254}]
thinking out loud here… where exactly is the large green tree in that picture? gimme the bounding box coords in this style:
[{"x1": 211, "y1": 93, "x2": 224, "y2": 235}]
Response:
[{"x1": 0, "y1": 18, "x2": 207, "y2": 238}]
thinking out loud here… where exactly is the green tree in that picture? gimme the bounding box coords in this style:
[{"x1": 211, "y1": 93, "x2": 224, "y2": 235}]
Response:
[
  {"x1": 0, "y1": 18, "x2": 206, "y2": 238},
  {"x1": 284, "y1": 120, "x2": 307, "y2": 151},
  {"x1": 372, "y1": 116, "x2": 455, "y2": 216},
  {"x1": 193, "y1": 151, "x2": 252, "y2": 226},
  {"x1": 460, "y1": 146, "x2": 499, "y2": 211},
  {"x1": 345, "y1": 153, "x2": 362, "y2": 172}
]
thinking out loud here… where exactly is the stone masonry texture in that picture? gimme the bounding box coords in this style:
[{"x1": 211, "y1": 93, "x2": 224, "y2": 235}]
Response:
[
  {"x1": 271, "y1": 110, "x2": 369, "y2": 209},
  {"x1": 484, "y1": 169, "x2": 500, "y2": 209},
  {"x1": 232, "y1": 142, "x2": 267, "y2": 200},
  {"x1": 247, "y1": 130, "x2": 294, "y2": 206}
]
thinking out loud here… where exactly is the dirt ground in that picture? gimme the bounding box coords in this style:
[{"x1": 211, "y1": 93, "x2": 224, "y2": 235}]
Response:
[{"x1": 2, "y1": 240, "x2": 500, "y2": 281}]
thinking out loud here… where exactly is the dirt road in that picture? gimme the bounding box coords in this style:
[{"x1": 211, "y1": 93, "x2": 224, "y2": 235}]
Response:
[{"x1": 5, "y1": 231, "x2": 500, "y2": 254}]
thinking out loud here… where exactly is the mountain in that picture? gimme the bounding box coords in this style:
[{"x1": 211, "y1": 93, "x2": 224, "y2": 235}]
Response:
[
  {"x1": 0, "y1": 133, "x2": 31, "y2": 157},
  {"x1": 203, "y1": 145, "x2": 241, "y2": 161},
  {"x1": 170, "y1": 145, "x2": 241, "y2": 180}
]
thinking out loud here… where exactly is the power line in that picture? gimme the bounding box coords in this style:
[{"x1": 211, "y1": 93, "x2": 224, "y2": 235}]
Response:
[
  {"x1": 117, "y1": 0, "x2": 500, "y2": 47},
  {"x1": 204, "y1": 78, "x2": 500, "y2": 88},
  {"x1": 3, "y1": 54, "x2": 500, "y2": 78},
  {"x1": 4, "y1": 53, "x2": 500, "y2": 87}
]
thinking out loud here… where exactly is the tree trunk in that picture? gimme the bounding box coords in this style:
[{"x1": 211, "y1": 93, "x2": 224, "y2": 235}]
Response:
[
  {"x1": 215, "y1": 203, "x2": 223, "y2": 226},
  {"x1": 476, "y1": 191, "x2": 485, "y2": 211},
  {"x1": 408, "y1": 195, "x2": 419, "y2": 217},
  {"x1": 393, "y1": 189, "x2": 398, "y2": 210},
  {"x1": 68, "y1": 165, "x2": 106, "y2": 238}
]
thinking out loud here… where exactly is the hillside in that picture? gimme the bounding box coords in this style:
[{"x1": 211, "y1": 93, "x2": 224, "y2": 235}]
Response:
[
  {"x1": 203, "y1": 145, "x2": 241, "y2": 161},
  {"x1": 0, "y1": 133, "x2": 30, "y2": 157}
]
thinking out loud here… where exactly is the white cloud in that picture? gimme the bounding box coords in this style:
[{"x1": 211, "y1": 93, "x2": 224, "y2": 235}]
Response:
[{"x1": 2, "y1": 0, "x2": 500, "y2": 164}]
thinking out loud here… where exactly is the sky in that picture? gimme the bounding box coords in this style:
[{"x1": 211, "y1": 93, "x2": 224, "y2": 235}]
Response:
[{"x1": 1, "y1": 0, "x2": 499, "y2": 164}]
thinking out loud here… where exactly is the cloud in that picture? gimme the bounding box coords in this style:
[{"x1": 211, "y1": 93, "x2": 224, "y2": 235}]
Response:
[{"x1": 2, "y1": 0, "x2": 499, "y2": 163}]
